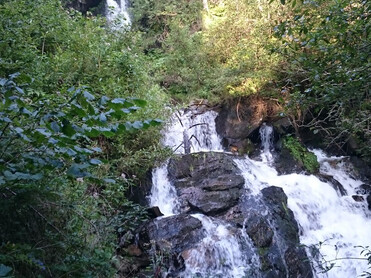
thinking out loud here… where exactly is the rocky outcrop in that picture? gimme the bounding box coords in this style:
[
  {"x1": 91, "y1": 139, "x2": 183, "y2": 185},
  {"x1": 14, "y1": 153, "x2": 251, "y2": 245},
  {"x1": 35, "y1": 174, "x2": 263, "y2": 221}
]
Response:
[
  {"x1": 168, "y1": 152, "x2": 245, "y2": 215},
  {"x1": 134, "y1": 152, "x2": 313, "y2": 278},
  {"x1": 139, "y1": 214, "x2": 205, "y2": 254},
  {"x1": 215, "y1": 96, "x2": 286, "y2": 152}
]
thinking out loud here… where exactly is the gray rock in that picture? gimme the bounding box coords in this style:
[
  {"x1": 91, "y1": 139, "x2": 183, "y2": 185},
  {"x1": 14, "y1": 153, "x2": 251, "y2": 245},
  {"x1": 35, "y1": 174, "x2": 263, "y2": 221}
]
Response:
[
  {"x1": 168, "y1": 152, "x2": 244, "y2": 216},
  {"x1": 139, "y1": 214, "x2": 205, "y2": 254}
]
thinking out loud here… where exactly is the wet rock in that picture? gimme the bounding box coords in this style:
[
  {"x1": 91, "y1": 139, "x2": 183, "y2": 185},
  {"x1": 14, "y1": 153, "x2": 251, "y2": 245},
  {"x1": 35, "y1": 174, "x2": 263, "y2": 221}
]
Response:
[
  {"x1": 146, "y1": 206, "x2": 164, "y2": 219},
  {"x1": 168, "y1": 152, "x2": 240, "y2": 181},
  {"x1": 244, "y1": 214, "x2": 273, "y2": 248},
  {"x1": 168, "y1": 152, "x2": 244, "y2": 215},
  {"x1": 184, "y1": 186, "x2": 241, "y2": 215},
  {"x1": 318, "y1": 174, "x2": 347, "y2": 196},
  {"x1": 138, "y1": 214, "x2": 205, "y2": 254},
  {"x1": 349, "y1": 156, "x2": 371, "y2": 183},
  {"x1": 352, "y1": 195, "x2": 364, "y2": 202},
  {"x1": 126, "y1": 170, "x2": 153, "y2": 206},
  {"x1": 261, "y1": 186, "x2": 300, "y2": 243},
  {"x1": 355, "y1": 184, "x2": 371, "y2": 195},
  {"x1": 367, "y1": 195, "x2": 371, "y2": 210},
  {"x1": 215, "y1": 96, "x2": 281, "y2": 141},
  {"x1": 65, "y1": 0, "x2": 103, "y2": 14},
  {"x1": 285, "y1": 246, "x2": 313, "y2": 278}
]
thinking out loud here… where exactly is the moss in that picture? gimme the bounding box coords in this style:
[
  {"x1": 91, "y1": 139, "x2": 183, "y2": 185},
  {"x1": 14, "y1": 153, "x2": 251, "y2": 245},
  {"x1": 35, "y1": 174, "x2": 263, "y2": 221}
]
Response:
[{"x1": 283, "y1": 136, "x2": 320, "y2": 174}]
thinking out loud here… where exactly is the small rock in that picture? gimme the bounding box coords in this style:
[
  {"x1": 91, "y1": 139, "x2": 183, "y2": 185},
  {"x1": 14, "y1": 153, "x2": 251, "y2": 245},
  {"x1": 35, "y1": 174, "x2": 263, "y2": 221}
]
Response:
[{"x1": 352, "y1": 195, "x2": 364, "y2": 202}]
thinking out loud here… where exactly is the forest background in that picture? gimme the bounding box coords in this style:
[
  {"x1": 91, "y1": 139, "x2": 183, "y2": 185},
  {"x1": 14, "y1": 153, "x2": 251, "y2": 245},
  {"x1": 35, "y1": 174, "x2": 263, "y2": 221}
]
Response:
[{"x1": 0, "y1": 0, "x2": 369, "y2": 276}]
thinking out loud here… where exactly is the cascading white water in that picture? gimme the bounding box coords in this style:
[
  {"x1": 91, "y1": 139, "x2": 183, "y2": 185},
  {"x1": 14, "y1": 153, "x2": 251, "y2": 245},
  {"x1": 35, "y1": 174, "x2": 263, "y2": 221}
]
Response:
[
  {"x1": 150, "y1": 110, "x2": 223, "y2": 216},
  {"x1": 150, "y1": 108, "x2": 371, "y2": 277},
  {"x1": 259, "y1": 123, "x2": 274, "y2": 163},
  {"x1": 105, "y1": 0, "x2": 131, "y2": 27},
  {"x1": 182, "y1": 214, "x2": 259, "y2": 278},
  {"x1": 149, "y1": 162, "x2": 180, "y2": 216},
  {"x1": 162, "y1": 110, "x2": 224, "y2": 154},
  {"x1": 150, "y1": 109, "x2": 252, "y2": 277},
  {"x1": 234, "y1": 129, "x2": 371, "y2": 278}
]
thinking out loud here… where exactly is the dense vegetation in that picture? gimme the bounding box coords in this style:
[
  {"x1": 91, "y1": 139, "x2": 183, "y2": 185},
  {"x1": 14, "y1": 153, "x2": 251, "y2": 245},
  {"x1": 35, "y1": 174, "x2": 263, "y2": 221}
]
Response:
[
  {"x1": 0, "y1": 0, "x2": 369, "y2": 276},
  {"x1": 0, "y1": 0, "x2": 169, "y2": 276}
]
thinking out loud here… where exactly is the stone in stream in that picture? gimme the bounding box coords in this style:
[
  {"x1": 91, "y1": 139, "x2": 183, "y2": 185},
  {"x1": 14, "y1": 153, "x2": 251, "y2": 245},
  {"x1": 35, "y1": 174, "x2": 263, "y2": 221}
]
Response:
[{"x1": 168, "y1": 152, "x2": 244, "y2": 216}]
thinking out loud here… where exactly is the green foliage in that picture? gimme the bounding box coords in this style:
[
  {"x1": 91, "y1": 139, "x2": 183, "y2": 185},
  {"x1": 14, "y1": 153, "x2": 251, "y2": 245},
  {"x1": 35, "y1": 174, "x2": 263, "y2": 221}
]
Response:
[
  {"x1": 0, "y1": 73, "x2": 161, "y2": 183},
  {"x1": 273, "y1": 0, "x2": 370, "y2": 161},
  {"x1": 0, "y1": 0, "x2": 170, "y2": 276},
  {"x1": 131, "y1": 0, "x2": 288, "y2": 102},
  {"x1": 283, "y1": 136, "x2": 319, "y2": 173}
]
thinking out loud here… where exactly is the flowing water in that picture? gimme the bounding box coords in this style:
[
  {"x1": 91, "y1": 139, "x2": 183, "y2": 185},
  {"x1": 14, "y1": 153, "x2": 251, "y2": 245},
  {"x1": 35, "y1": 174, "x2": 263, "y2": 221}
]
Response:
[
  {"x1": 150, "y1": 109, "x2": 371, "y2": 277},
  {"x1": 105, "y1": 0, "x2": 131, "y2": 27}
]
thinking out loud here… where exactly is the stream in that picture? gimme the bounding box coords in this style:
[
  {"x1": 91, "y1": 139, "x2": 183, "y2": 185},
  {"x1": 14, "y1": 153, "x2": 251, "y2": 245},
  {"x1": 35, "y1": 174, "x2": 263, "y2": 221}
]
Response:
[{"x1": 149, "y1": 109, "x2": 371, "y2": 277}]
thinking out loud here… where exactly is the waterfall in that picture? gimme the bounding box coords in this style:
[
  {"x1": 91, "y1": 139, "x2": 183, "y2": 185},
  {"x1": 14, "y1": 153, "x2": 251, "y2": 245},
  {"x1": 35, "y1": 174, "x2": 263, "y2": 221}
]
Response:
[
  {"x1": 182, "y1": 214, "x2": 259, "y2": 278},
  {"x1": 161, "y1": 109, "x2": 224, "y2": 154},
  {"x1": 259, "y1": 123, "x2": 274, "y2": 163},
  {"x1": 150, "y1": 109, "x2": 251, "y2": 277},
  {"x1": 235, "y1": 130, "x2": 371, "y2": 278},
  {"x1": 149, "y1": 108, "x2": 371, "y2": 277},
  {"x1": 105, "y1": 0, "x2": 131, "y2": 27},
  {"x1": 149, "y1": 162, "x2": 180, "y2": 216}
]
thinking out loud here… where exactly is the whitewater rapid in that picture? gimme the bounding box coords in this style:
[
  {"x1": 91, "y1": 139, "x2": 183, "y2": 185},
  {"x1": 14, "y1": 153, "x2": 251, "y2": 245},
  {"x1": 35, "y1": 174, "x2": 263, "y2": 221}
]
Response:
[{"x1": 150, "y1": 109, "x2": 371, "y2": 277}]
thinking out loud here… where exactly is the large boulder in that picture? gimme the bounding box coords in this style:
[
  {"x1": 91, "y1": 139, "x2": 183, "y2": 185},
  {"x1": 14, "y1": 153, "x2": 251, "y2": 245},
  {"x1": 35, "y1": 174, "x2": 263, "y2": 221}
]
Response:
[
  {"x1": 215, "y1": 96, "x2": 282, "y2": 150},
  {"x1": 138, "y1": 214, "x2": 205, "y2": 254},
  {"x1": 168, "y1": 152, "x2": 245, "y2": 215}
]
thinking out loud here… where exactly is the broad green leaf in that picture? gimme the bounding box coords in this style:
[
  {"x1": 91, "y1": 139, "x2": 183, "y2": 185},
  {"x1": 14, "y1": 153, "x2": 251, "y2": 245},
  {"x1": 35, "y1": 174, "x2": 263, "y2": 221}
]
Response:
[
  {"x1": 3, "y1": 171, "x2": 43, "y2": 181},
  {"x1": 99, "y1": 113, "x2": 107, "y2": 123},
  {"x1": 132, "y1": 121, "x2": 143, "y2": 129},
  {"x1": 0, "y1": 264, "x2": 12, "y2": 277},
  {"x1": 92, "y1": 147, "x2": 102, "y2": 153},
  {"x1": 20, "y1": 107, "x2": 32, "y2": 116},
  {"x1": 89, "y1": 159, "x2": 102, "y2": 165},
  {"x1": 14, "y1": 73, "x2": 32, "y2": 84},
  {"x1": 15, "y1": 86, "x2": 24, "y2": 94},
  {"x1": 67, "y1": 163, "x2": 90, "y2": 178},
  {"x1": 71, "y1": 104, "x2": 88, "y2": 117},
  {"x1": 61, "y1": 119, "x2": 76, "y2": 137},
  {"x1": 36, "y1": 128, "x2": 52, "y2": 138},
  {"x1": 100, "y1": 96, "x2": 110, "y2": 106},
  {"x1": 50, "y1": 121, "x2": 61, "y2": 133},
  {"x1": 83, "y1": 90, "x2": 95, "y2": 101}
]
